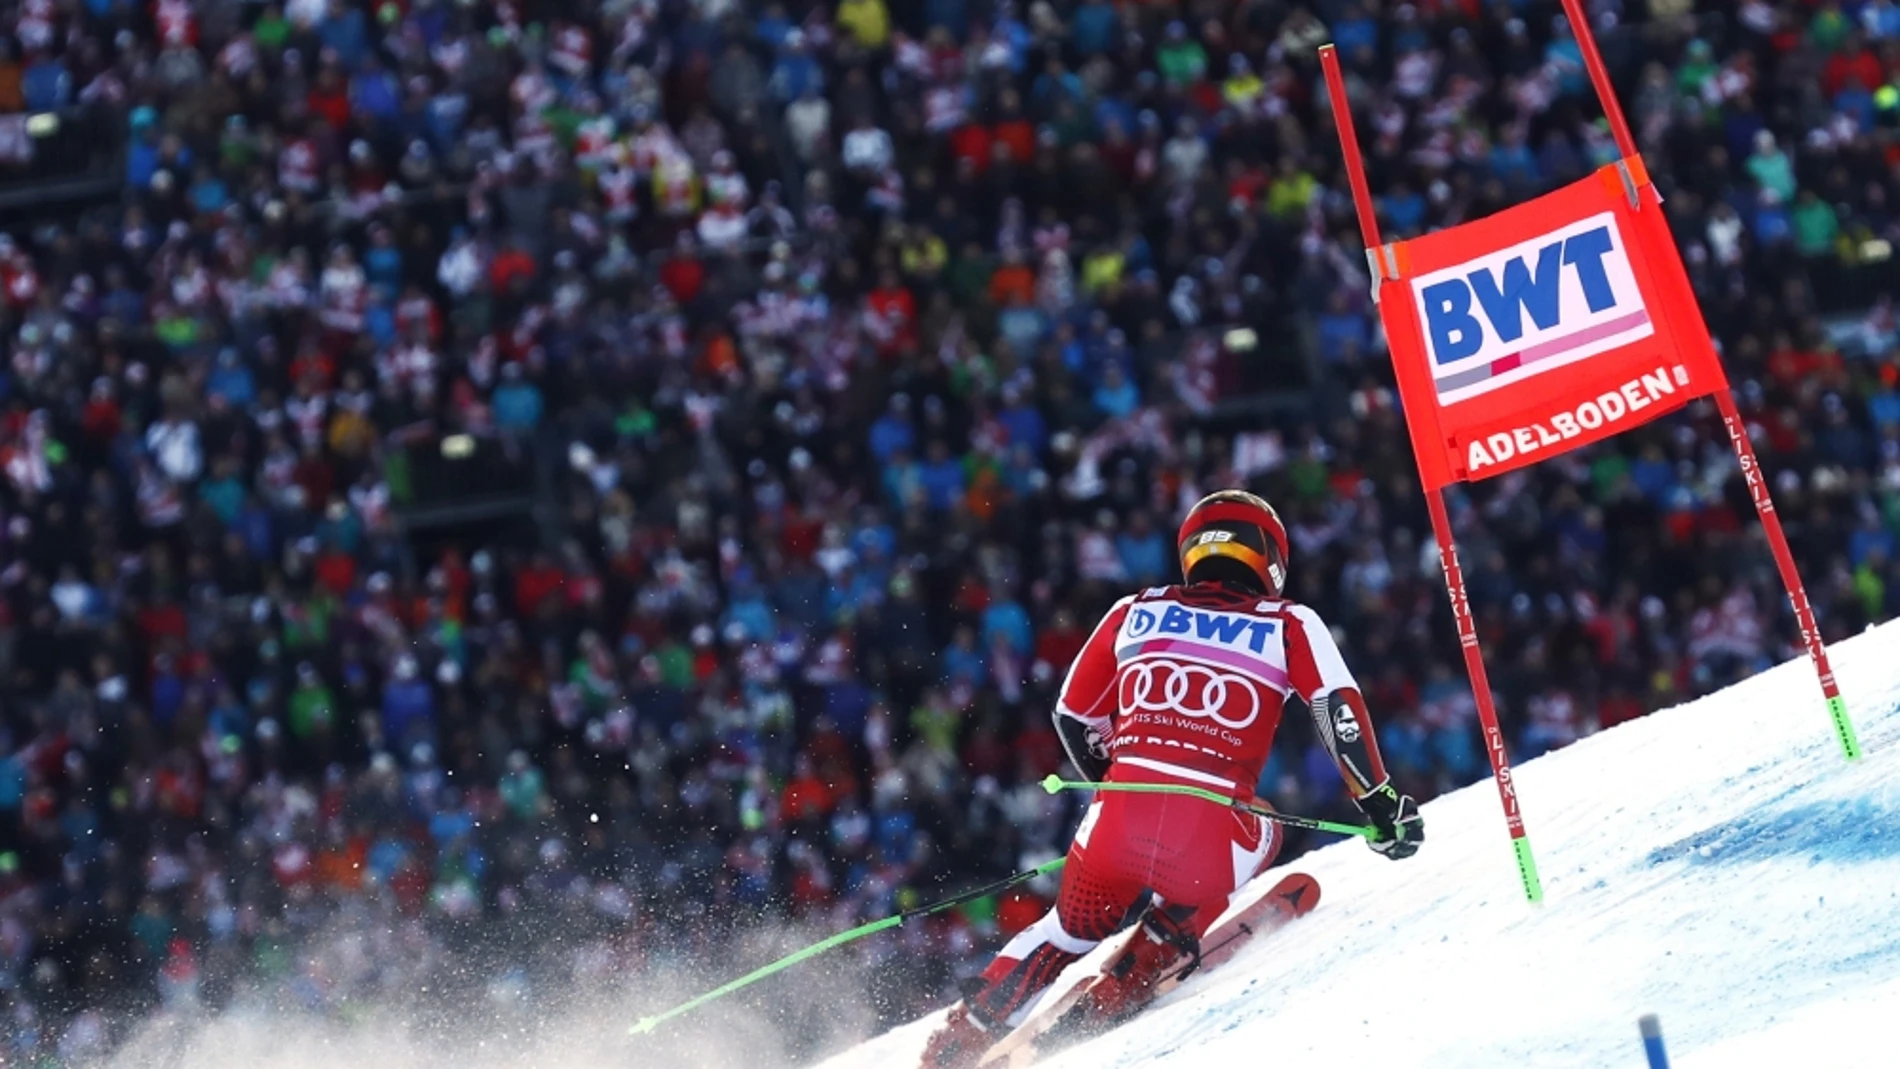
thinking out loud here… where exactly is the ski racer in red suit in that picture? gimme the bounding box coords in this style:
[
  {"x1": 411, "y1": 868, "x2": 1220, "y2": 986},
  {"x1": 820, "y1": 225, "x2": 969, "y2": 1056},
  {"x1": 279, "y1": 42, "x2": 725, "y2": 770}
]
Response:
[{"x1": 921, "y1": 490, "x2": 1425, "y2": 1068}]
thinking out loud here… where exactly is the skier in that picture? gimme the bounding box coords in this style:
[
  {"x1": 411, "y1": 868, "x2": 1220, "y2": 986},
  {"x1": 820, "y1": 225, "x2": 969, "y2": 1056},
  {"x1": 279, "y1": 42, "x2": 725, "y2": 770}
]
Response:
[{"x1": 920, "y1": 490, "x2": 1425, "y2": 1068}]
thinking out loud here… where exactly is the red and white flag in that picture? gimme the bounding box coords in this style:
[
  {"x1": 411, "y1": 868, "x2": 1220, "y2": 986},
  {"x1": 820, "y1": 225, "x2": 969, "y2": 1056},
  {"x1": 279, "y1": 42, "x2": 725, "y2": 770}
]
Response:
[{"x1": 1374, "y1": 161, "x2": 1727, "y2": 490}]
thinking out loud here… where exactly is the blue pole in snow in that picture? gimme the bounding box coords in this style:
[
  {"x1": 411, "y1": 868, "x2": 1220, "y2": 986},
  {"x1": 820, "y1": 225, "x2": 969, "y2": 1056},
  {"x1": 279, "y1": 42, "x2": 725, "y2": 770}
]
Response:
[{"x1": 1638, "y1": 1014, "x2": 1671, "y2": 1069}]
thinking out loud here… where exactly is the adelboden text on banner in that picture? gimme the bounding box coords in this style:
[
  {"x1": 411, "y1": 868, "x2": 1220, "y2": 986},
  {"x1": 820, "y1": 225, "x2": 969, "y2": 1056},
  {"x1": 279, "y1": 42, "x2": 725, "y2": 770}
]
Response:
[{"x1": 1373, "y1": 159, "x2": 1729, "y2": 492}]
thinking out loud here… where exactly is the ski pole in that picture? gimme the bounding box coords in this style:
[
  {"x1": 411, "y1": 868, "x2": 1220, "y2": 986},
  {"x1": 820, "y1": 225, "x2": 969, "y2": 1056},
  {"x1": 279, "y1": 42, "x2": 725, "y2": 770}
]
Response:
[
  {"x1": 630, "y1": 856, "x2": 1068, "y2": 1036},
  {"x1": 1039, "y1": 775, "x2": 1379, "y2": 840}
]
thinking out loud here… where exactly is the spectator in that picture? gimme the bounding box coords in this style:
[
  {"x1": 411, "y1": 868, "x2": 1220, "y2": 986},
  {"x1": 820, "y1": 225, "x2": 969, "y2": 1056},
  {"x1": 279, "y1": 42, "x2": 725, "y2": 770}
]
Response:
[{"x1": 492, "y1": 363, "x2": 544, "y2": 434}]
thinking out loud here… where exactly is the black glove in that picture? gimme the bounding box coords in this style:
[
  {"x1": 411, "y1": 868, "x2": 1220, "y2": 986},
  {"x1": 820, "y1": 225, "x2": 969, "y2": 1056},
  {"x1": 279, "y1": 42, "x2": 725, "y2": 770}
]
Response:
[{"x1": 1355, "y1": 782, "x2": 1424, "y2": 860}]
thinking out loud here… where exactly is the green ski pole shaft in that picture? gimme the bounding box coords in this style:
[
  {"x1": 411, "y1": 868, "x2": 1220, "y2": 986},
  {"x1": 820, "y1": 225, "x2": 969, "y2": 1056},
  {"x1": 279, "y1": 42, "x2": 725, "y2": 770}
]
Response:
[
  {"x1": 1039, "y1": 775, "x2": 1380, "y2": 840},
  {"x1": 629, "y1": 915, "x2": 901, "y2": 1037},
  {"x1": 630, "y1": 856, "x2": 1067, "y2": 1036}
]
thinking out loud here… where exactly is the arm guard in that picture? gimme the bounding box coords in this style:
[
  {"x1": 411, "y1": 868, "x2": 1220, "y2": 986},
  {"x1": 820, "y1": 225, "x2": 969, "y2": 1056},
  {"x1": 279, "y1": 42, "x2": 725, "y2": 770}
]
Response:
[
  {"x1": 1308, "y1": 686, "x2": 1387, "y2": 799},
  {"x1": 1054, "y1": 708, "x2": 1111, "y2": 782}
]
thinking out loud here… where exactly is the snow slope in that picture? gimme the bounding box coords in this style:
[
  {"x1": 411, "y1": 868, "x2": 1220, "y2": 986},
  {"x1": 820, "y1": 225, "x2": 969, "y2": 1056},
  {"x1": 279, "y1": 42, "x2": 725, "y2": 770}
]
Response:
[{"x1": 820, "y1": 620, "x2": 1900, "y2": 1069}]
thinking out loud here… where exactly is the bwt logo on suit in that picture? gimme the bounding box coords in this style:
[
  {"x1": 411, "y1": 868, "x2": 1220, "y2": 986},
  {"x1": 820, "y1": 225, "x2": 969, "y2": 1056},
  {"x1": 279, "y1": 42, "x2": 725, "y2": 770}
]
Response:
[{"x1": 1412, "y1": 213, "x2": 1655, "y2": 406}]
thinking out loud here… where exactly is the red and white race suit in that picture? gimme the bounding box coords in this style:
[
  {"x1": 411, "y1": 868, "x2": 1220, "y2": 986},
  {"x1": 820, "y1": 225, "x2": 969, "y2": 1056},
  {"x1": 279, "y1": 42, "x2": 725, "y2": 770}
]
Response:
[
  {"x1": 968, "y1": 581, "x2": 1387, "y2": 1028},
  {"x1": 1062, "y1": 582, "x2": 1378, "y2": 802}
]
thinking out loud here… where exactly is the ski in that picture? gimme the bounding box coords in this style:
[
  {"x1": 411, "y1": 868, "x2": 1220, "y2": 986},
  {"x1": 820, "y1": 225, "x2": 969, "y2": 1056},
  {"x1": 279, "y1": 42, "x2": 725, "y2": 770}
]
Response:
[{"x1": 976, "y1": 872, "x2": 1321, "y2": 1068}]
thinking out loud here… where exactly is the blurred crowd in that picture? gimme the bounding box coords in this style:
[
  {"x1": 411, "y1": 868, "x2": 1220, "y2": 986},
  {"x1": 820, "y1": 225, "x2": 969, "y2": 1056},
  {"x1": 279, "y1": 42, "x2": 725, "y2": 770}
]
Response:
[{"x1": 2, "y1": 0, "x2": 1898, "y2": 1061}]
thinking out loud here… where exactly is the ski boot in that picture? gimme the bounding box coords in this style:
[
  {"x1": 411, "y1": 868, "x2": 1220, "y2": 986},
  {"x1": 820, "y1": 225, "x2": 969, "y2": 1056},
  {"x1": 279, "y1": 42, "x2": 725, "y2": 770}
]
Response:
[
  {"x1": 1060, "y1": 906, "x2": 1201, "y2": 1033},
  {"x1": 918, "y1": 1001, "x2": 993, "y2": 1069}
]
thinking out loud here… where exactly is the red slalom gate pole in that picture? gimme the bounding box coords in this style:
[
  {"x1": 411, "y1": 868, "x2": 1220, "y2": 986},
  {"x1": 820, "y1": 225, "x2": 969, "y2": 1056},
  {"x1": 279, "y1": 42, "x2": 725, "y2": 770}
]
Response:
[
  {"x1": 1319, "y1": 45, "x2": 1544, "y2": 901},
  {"x1": 1558, "y1": 0, "x2": 1861, "y2": 760},
  {"x1": 1714, "y1": 392, "x2": 1862, "y2": 758},
  {"x1": 1322, "y1": 47, "x2": 1381, "y2": 248},
  {"x1": 1557, "y1": 0, "x2": 1640, "y2": 159},
  {"x1": 1425, "y1": 495, "x2": 1542, "y2": 899}
]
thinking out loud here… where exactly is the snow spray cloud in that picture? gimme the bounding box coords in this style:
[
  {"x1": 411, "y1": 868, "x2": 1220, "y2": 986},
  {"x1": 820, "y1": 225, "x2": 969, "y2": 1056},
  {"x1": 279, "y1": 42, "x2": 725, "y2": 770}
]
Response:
[{"x1": 85, "y1": 909, "x2": 896, "y2": 1069}]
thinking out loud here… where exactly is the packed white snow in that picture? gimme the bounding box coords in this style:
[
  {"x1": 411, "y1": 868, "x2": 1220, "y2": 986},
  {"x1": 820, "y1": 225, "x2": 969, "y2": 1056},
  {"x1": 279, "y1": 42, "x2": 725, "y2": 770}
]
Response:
[{"x1": 822, "y1": 620, "x2": 1900, "y2": 1069}]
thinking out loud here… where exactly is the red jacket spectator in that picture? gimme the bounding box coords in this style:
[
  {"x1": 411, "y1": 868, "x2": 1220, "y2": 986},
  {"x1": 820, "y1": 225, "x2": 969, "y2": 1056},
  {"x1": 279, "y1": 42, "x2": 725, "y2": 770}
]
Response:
[
  {"x1": 136, "y1": 601, "x2": 188, "y2": 646},
  {"x1": 865, "y1": 272, "x2": 917, "y2": 356},
  {"x1": 779, "y1": 756, "x2": 836, "y2": 822},
  {"x1": 1823, "y1": 43, "x2": 1884, "y2": 99},
  {"x1": 993, "y1": 116, "x2": 1035, "y2": 165},
  {"x1": 949, "y1": 122, "x2": 994, "y2": 173},
  {"x1": 659, "y1": 252, "x2": 705, "y2": 303},
  {"x1": 310, "y1": 552, "x2": 355, "y2": 602},
  {"x1": 152, "y1": 0, "x2": 196, "y2": 47},
  {"x1": 290, "y1": 346, "x2": 336, "y2": 388},
  {"x1": 988, "y1": 256, "x2": 1036, "y2": 306},
  {"x1": 490, "y1": 245, "x2": 536, "y2": 293},
  {"x1": 307, "y1": 71, "x2": 352, "y2": 132},
  {"x1": 513, "y1": 555, "x2": 566, "y2": 616},
  {"x1": 1034, "y1": 611, "x2": 1086, "y2": 675},
  {"x1": 779, "y1": 507, "x2": 822, "y2": 561}
]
